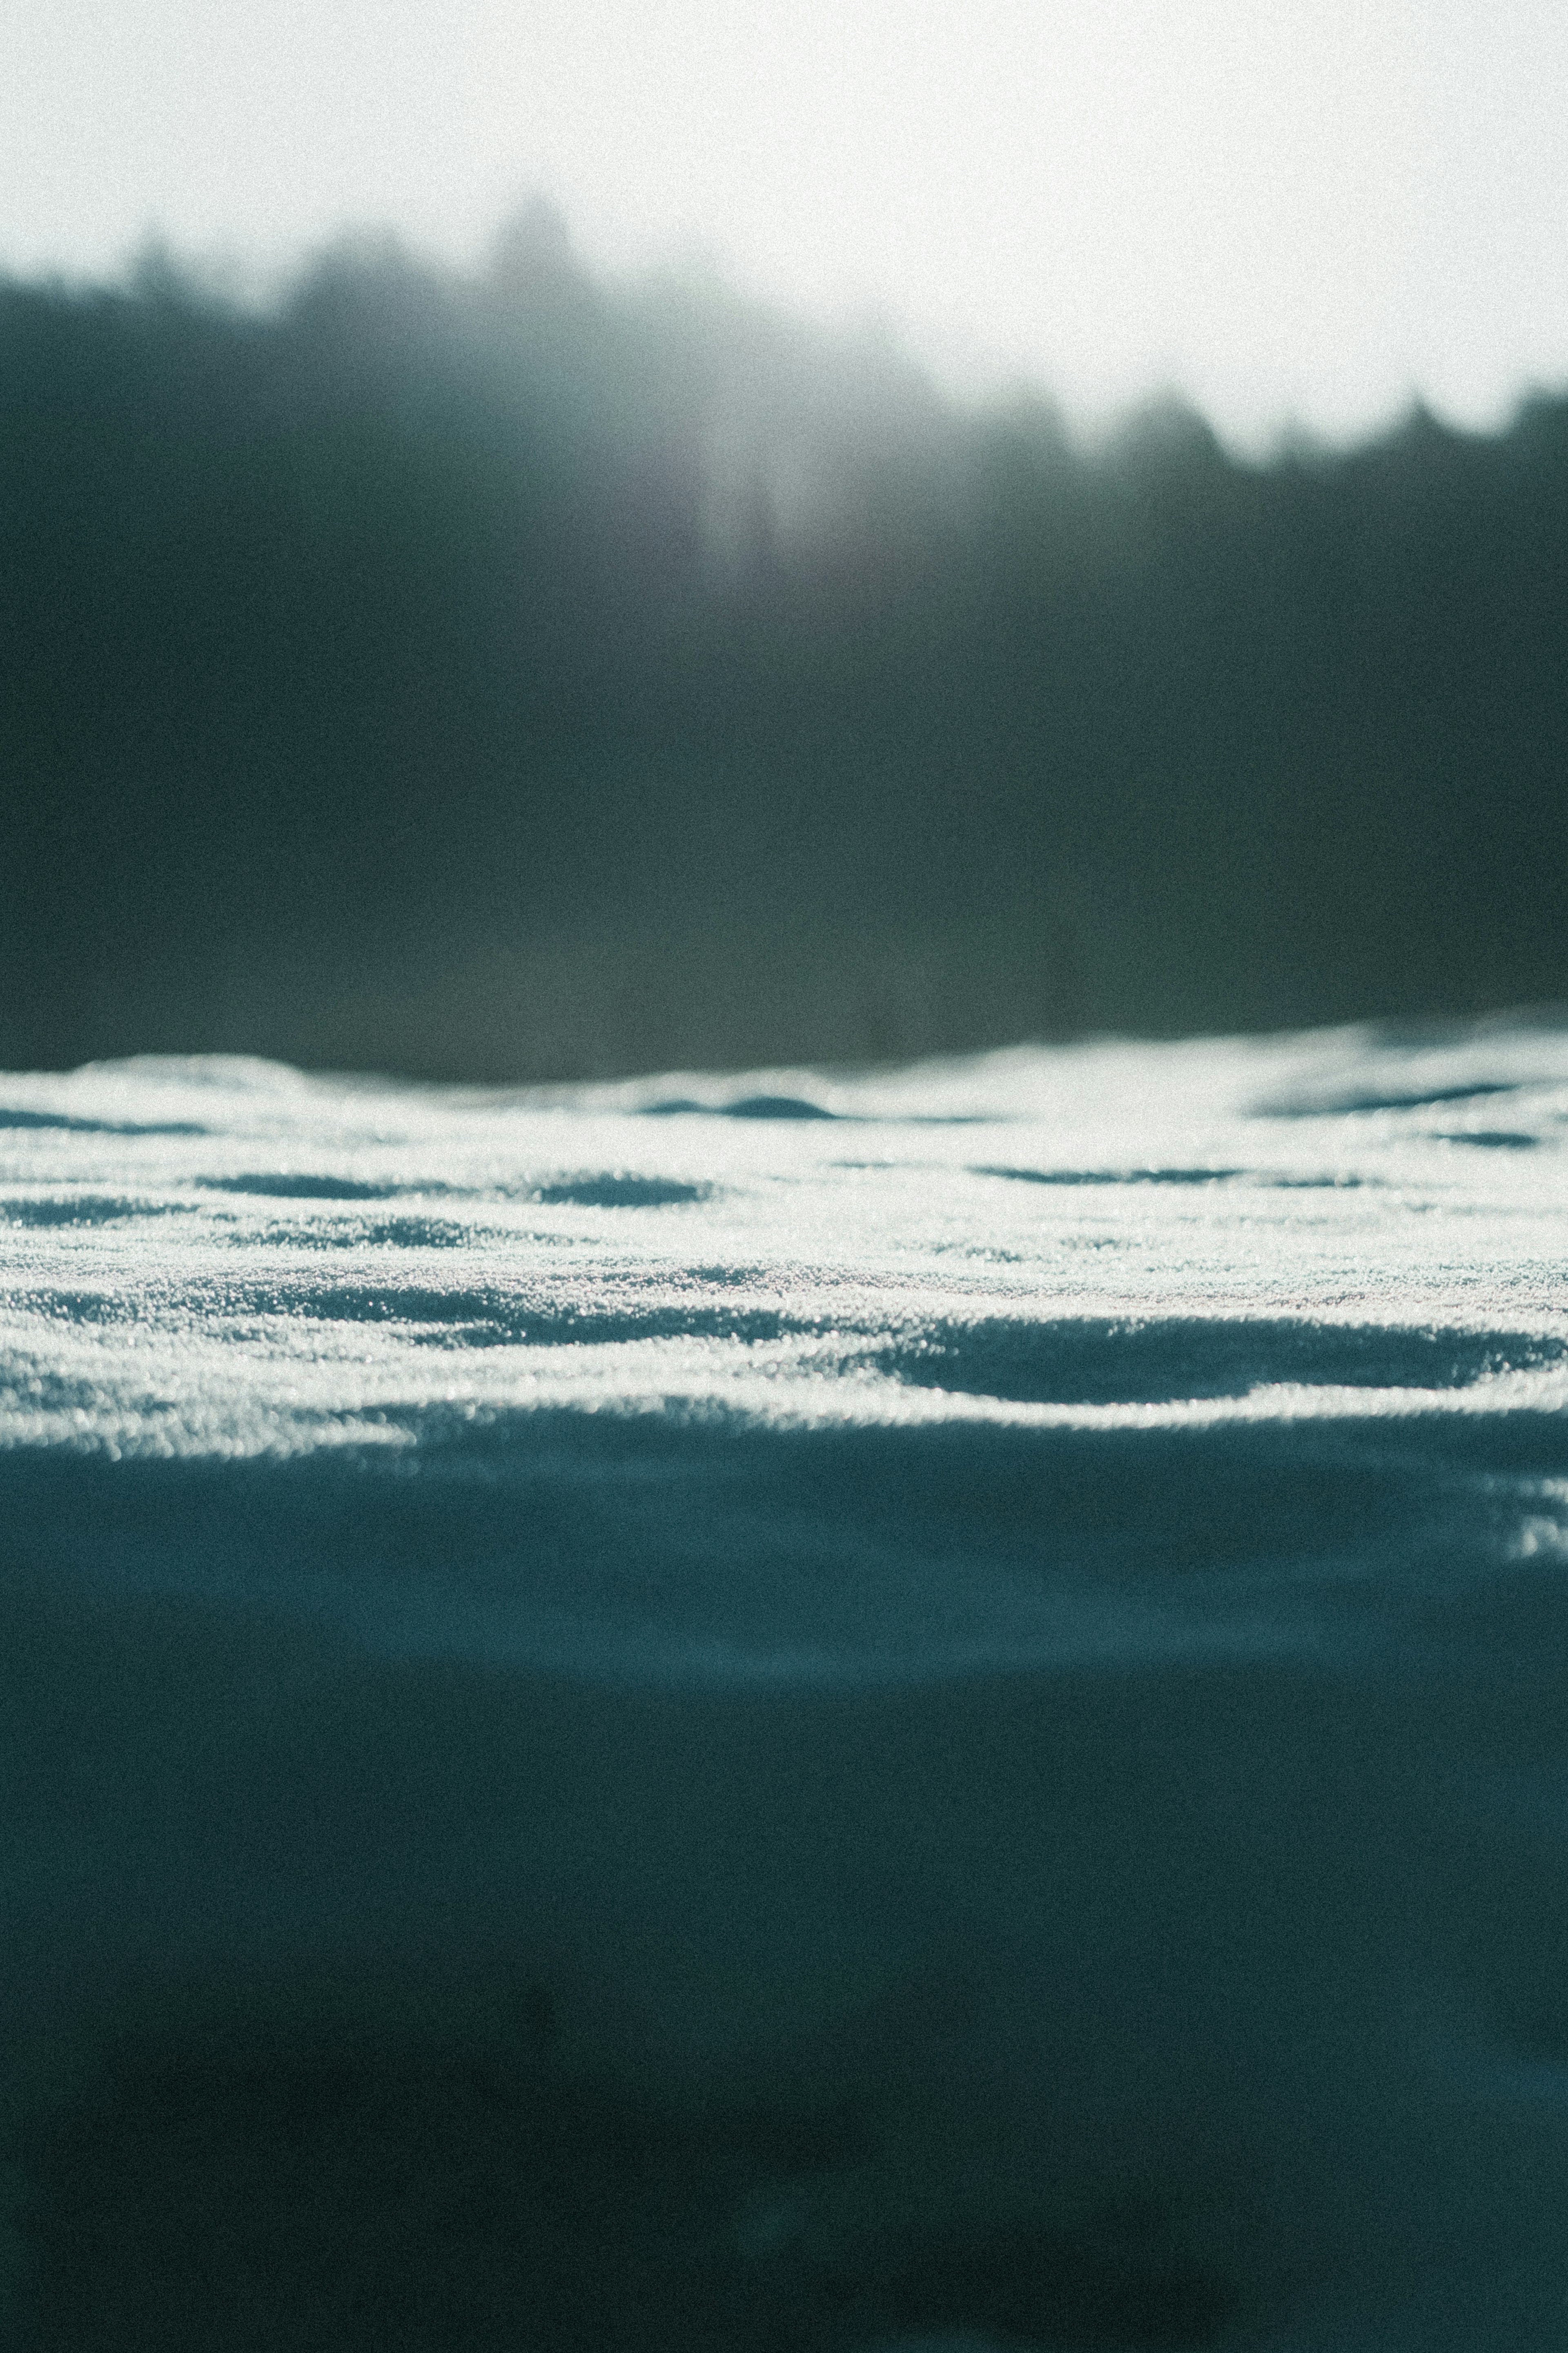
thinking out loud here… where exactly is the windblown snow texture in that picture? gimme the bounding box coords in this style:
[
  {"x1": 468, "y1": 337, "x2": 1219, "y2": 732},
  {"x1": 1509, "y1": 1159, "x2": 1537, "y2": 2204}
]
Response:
[{"x1": 4, "y1": 1022, "x2": 1568, "y2": 2348}]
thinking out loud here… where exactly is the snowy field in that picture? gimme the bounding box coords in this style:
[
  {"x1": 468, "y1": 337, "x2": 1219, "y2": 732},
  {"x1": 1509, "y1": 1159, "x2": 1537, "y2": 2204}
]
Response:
[{"x1": 4, "y1": 1019, "x2": 1568, "y2": 2349}]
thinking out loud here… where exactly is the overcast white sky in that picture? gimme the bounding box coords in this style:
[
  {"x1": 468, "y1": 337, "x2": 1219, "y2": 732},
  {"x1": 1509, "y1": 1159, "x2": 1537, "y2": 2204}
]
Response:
[{"x1": 3, "y1": 0, "x2": 1565, "y2": 448}]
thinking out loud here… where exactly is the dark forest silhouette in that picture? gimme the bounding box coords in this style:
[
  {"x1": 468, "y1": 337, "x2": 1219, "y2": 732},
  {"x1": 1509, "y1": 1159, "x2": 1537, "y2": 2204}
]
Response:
[{"x1": 3, "y1": 207, "x2": 1566, "y2": 1077}]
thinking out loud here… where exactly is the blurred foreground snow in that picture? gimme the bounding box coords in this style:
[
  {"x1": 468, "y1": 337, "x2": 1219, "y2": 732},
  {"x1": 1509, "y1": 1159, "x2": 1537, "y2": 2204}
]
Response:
[{"x1": 4, "y1": 1020, "x2": 1568, "y2": 2348}]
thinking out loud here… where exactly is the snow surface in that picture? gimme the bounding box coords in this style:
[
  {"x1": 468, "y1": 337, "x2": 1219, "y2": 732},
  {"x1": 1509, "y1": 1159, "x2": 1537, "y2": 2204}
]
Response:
[{"x1": 4, "y1": 1021, "x2": 1568, "y2": 2348}]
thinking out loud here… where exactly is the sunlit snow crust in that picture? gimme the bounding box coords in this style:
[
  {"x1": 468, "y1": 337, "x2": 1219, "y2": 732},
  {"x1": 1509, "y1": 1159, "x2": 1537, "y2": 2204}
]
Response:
[{"x1": 4, "y1": 1023, "x2": 1568, "y2": 2349}]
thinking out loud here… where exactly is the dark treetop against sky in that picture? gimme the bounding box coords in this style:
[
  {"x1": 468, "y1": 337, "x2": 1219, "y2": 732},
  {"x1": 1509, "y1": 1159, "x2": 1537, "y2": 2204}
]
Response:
[{"x1": 3, "y1": 0, "x2": 1566, "y2": 451}]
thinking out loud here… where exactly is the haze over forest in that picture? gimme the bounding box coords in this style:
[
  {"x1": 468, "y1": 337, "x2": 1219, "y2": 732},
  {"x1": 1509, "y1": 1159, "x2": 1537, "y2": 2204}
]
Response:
[{"x1": 3, "y1": 206, "x2": 1565, "y2": 1080}]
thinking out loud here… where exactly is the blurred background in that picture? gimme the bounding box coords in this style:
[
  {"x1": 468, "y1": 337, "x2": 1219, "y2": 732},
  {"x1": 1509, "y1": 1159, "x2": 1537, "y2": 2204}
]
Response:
[{"x1": 2, "y1": 0, "x2": 1565, "y2": 1078}]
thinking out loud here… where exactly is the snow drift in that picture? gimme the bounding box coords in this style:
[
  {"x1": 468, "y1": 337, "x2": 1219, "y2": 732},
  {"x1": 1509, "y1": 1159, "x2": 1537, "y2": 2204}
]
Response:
[{"x1": 4, "y1": 1020, "x2": 1568, "y2": 2347}]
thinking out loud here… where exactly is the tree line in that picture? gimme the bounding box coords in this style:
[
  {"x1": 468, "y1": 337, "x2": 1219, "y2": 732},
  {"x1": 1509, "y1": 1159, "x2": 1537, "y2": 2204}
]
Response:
[{"x1": 2, "y1": 212, "x2": 1564, "y2": 1075}]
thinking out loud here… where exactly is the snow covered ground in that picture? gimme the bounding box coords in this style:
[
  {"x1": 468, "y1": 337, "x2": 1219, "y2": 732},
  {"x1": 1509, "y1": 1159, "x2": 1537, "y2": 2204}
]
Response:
[{"x1": 4, "y1": 1020, "x2": 1568, "y2": 2348}]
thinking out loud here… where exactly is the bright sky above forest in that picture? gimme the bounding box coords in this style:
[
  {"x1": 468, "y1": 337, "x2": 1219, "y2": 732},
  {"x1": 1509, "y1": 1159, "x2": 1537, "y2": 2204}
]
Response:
[{"x1": 3, "y1": 0, "x2": 1564, "y2": 448}]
